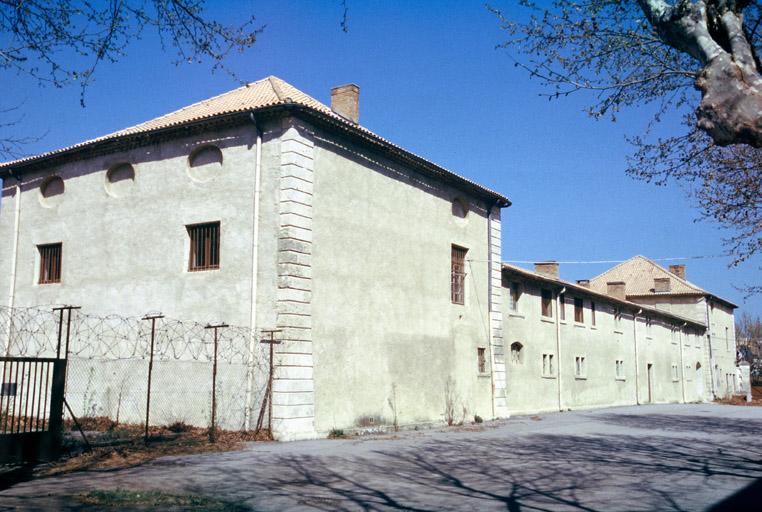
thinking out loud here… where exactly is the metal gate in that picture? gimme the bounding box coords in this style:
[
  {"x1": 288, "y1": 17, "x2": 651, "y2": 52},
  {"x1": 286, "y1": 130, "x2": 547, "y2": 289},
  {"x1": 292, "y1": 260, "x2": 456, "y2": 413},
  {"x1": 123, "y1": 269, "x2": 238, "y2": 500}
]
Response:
[{"x1": 0, "y1": 357, "x2": 66, "y2": 463}]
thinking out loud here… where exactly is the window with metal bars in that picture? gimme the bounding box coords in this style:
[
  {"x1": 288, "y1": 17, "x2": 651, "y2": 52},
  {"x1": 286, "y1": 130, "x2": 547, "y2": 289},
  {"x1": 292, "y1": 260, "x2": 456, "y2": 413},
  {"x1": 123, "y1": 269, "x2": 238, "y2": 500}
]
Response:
[
  {"x1": 541, "y1": 289, "x2": 553, "y2": 318},
  {"x1": 451, "y1": 245, "x2": 467, "y2": 304},
  {"x1": 477, "y1": 347, "x2": 487, "y2": 373},
  {"x1": 38, "y1": 243, "x2": 62, "y2": 284},
  {"x1": 187, "y1": 222, "x2": 220, "y2": 271}
]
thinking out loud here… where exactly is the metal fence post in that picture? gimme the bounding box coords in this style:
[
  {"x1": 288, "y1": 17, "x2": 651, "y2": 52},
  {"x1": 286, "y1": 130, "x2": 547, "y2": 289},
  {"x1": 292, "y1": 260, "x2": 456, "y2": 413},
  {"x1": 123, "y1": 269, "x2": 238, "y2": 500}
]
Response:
[
  {"x1": 142, "y1": 313, "x2": 164, "y2": 442},
  {"x1": 255, "y1": 329, "x2": 281, "y2": 436},
  {"x1": 204, "y1": 323, "x2": 228, "y2": 443}
]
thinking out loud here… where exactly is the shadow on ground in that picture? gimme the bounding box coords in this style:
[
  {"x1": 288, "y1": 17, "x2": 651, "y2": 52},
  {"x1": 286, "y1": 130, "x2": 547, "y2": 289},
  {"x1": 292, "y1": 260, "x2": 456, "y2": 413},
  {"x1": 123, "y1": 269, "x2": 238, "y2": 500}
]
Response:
[{"x1": 3, "y1": 411, "x2": 762, "y2": 511}]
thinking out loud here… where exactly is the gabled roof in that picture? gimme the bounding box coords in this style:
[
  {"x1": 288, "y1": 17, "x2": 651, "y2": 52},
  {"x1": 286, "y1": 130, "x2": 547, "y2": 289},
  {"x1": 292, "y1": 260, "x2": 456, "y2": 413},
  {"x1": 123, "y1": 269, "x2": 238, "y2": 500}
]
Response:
[
  {"x1": 587, "y1": 255, "x2": 736, "y2": 308},
  {"x1": 0, "y1": 76, "x2": 510, "y2": 207},
  {"x1": 502, "y1": 262, "x2": 707, "y2": 329}
]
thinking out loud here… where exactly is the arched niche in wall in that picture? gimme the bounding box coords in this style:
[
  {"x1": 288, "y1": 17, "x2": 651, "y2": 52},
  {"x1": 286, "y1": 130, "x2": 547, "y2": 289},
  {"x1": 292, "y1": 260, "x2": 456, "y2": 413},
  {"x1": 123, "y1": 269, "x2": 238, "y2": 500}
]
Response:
[
  {"x1": 510, "y1": 342, "x2": 524, "y2": 365},
  {"x1": 39, "y1": 176, "x2": 65, "y2": 208},
  {"x1": 187, "y1": 145, "x2": 223, "y2": 183},
  {"x1": 105, "y1": 163, "x2": 136, "y2": 198}
]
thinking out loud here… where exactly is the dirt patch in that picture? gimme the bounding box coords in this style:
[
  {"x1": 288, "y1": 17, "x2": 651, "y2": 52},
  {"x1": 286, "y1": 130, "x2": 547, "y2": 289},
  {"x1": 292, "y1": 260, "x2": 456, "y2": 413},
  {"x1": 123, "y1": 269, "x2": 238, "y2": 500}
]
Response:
[
  {"x1": 42, "y1": 425, "x2": 270, "y2": 477},
  {"x1": 77, "y1": 489, "x2": 249, "y2": 511},
  {"x1": 716, "y1": 394, "x2": 762, "y2": 406}
]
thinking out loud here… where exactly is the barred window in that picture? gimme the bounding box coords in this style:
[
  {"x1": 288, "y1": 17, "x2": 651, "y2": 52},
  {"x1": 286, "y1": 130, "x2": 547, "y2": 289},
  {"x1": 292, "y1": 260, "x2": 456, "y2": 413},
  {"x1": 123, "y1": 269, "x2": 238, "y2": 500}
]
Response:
[
  {"x1": 477, "y1": 347, "x2": 487, "y2": 373},
  {"x1": 615, "y1": 359, "x2": 625, "y2": 379},
  {"x1": 451, "y1": 245, "x2": 467, "y2": 304},
  {"x1": 188, "y1": 222, "x2": 220, "y2": 271},
  {"x1": 509, "y1": 282, "x2": 522, "y2": 312},
  {"x1": 541, "y1": 289, "x2": 553, "y2": 318},
  {"x1": 574, "y1": 297, "x2": 584, "y2": 323},
  {"x1": 38, "y1": 243, "x2": 62, "y2": 284}
]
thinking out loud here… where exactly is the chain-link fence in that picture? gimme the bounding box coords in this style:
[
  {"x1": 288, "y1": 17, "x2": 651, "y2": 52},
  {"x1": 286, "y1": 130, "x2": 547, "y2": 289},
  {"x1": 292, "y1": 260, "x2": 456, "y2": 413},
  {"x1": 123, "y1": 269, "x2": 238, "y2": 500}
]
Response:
[{"x1": 0, "y1": 305, "x2": 271, "y2": 440}]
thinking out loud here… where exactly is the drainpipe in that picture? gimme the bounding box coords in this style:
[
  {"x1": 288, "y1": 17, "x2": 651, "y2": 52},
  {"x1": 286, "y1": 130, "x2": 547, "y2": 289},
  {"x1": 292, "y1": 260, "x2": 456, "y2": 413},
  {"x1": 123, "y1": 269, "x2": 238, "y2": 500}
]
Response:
[
  {"x1": 486, "y1": 202, "x2": 499, "y2": 419},
  {"x1": 679, "y1": 322, "x2": 687, "y2": 403},
  {"x1": 555, "y1": 286, "x2": 566, "y2": 411},
  {"x1": 4, "y1": 172, "x2": 21, "y2": 355},
  {"x1": 633, "y1": 308, "x2": 642, "y2": 405},
  {"x1": 244, "y1": 114, "x2": 263, "y2": 429},
  {"x1": 705, "y1": 299, "x2": 717, "y2": 400}
]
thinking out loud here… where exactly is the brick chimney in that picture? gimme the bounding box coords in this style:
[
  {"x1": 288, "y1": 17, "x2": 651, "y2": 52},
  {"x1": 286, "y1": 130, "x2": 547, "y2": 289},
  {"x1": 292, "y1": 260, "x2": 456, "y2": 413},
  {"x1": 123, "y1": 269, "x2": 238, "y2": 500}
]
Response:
[
  {"x1": 331, "y1": 84, "x2": 360, "y2": 124},
  {"x1": 654, "y1": 277, "x2": 671, "y2": 293},
  {"x1": 534, "y1": 261, "x2": 559, "y2": 279},
  {"x1": 576, "y1": 279, "x2": 590, "y2": 288},
  {"x1": 607, "y1": 281, "x2": 626, "y2": 301},
  {"x1": 669, "y1": 264, "x2": 686, "y2": 280}
]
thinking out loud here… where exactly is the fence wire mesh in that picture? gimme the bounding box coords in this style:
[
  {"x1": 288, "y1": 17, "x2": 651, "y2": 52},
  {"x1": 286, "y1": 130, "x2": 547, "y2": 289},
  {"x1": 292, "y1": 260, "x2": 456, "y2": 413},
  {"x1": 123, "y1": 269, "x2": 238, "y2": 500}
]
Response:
[{"x1": 0, "y1": 306, "x2": 270, "y2": 437}]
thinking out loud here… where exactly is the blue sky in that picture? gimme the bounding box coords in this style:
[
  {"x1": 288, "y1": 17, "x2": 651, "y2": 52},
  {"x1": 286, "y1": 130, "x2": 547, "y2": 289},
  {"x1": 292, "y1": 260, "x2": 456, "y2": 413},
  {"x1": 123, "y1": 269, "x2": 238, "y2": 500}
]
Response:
[{"x1": 1, "y1": 0, "x2": 759, "y2": 315}]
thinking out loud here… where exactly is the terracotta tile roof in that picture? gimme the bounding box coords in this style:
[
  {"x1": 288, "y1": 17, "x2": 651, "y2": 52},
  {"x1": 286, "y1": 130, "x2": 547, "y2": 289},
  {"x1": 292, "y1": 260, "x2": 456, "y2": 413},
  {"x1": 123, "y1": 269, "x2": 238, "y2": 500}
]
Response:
[
  {"x1": 587, "y1": 255, "x2": 736, "y2": 307},
  {"x1": 0, "y1": 76, "x2": 331, "y2": 169},
  {"x1": 588, "y1": 256, "x2": 703, "y2": 296},
  {"x1": 0, "y1": 76, "x2": 510, "y2": 206},
  {"x1": 501, "y1": 262, "x2": 707, "y2": 328}
]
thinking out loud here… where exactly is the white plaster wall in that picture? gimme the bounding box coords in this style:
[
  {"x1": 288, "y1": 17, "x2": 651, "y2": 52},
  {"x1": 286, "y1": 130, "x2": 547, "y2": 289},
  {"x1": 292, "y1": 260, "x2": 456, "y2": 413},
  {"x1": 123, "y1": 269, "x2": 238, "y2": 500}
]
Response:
[
  {"x1": 1, "y1": 125, "x2": 259, "y2": 325},
  {"x1": 309, "y1": 130, "x2": 497, "y2": 433},
  {"x1": 502, "y1": 275, "x2": 708, "y2": 415}
]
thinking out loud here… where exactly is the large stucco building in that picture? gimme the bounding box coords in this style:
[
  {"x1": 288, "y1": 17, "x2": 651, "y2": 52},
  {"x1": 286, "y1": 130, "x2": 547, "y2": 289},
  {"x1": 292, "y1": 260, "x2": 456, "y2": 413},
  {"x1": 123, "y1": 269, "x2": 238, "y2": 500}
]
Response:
[{"x1": 0, "y1": 76, "x2": 739, "y2": 439}]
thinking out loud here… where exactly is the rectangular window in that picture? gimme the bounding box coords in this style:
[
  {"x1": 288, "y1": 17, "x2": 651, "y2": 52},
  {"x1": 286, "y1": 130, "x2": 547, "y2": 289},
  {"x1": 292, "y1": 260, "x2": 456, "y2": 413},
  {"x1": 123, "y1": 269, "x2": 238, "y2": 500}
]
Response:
[
  {"x1": 590, "y1": 302, "x2": 596, "y2": 326},
  {"x1": 671, "y1": 326, "x2": 677, "y2": 345},
  {"x1": 451, "y1": 245, "x2": 467, "y2": 304},
  {"x1": 542, "y1": 353, "x2": 555, "y2": 377},
  {"x1": 671, "y1": 363, "x2": 679, "y2": 381},
  {"x1": 559, "y1": 293, "x2": 566, "y2": 321},
  {"x1": 477, "y1": 347, "x2": 487, "y2": 373},
  {"x1": 38, "y1": 243, "x2": 62, "y2": 284},
  {"x1": 685, "y1": 365, "x2": 692, "y2": 381},
  {"x1": 614, "y1": 307, "x2": 622, "y2": 330},
  {"x1": 646, "y1": 316, "x2": 653, "y2": 337},
  {"x1": 615, "y1": 360, "x2": 625, "y2": 380},
  {"x1": 509, "y1": 282, "x2": 521, "y2": 312},
  {"x1": 575, "y1": 356, "x2": 586, "y2": 378},
  {"x1": 574, "y1": 298, "x2": 584, "y2": 323},
  {"x1": 188, "y1": 222, "x2": 220, "y2": 272},
  {"x1": 541, "y1": 289, "x2": 553, "y2": 318}
]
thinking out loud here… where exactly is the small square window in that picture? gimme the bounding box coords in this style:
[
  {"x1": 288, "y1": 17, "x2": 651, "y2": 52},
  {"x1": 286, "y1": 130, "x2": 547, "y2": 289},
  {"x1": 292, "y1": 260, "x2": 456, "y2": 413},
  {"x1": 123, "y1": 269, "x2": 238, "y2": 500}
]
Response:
[
  {"x1": 187, "y1": 222, "x2": 220, "y2": 272},
  {"x1": 38, "y1": 243, "x2": 62, "y2": 284},
  {"x1": 541, "y1": 289, "x2": 553, "y2": 318},
  {"x1": 477, "y1": 347, "x2": 487, "y2": 373}
]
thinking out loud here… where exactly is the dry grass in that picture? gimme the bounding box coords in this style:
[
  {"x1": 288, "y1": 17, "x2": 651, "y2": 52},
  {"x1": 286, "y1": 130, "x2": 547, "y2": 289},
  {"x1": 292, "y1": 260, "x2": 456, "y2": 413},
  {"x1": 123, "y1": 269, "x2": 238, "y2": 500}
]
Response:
[
  {"x1": 77, "y1": 489, "x2": 249, "y2": 510},
  {"x1": 716, "y1": 387, "x2": 762, "y2": 406},
  {"x1": 42, "y1": 423, "x2": 271, "y2": 477}
]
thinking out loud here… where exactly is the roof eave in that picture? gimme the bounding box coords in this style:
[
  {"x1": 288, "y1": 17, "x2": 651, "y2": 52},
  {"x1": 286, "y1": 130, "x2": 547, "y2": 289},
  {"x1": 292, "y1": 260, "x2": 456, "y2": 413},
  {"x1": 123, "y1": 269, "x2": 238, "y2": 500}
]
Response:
[
  {"x1": 501, "y1": 263, "x2": 707, "y2": 329},
  {"x1": 0, "y1": 103, "x2": 512, "y2": 208}
]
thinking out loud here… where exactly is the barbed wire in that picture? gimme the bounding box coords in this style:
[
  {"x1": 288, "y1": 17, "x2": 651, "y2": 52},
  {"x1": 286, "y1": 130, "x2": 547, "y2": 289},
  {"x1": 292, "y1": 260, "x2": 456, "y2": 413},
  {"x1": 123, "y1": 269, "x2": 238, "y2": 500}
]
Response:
[{"x1": 1, "y1": 305, "x2": 266, "y2": 364}]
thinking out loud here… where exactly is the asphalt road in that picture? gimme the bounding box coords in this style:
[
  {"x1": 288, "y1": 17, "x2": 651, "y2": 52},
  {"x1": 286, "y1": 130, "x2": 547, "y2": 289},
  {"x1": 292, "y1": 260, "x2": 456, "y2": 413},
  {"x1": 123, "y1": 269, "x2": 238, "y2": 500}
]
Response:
[{"x1": 2, "y1": 403, "x2": 762, "y2": 511}]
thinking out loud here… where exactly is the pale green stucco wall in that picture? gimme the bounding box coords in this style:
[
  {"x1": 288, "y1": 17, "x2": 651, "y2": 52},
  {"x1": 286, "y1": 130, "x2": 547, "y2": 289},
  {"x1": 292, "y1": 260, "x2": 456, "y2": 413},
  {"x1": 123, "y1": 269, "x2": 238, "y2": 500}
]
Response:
[{"x1": 309, "y1": 131, "x2": 497, "y2": 433}]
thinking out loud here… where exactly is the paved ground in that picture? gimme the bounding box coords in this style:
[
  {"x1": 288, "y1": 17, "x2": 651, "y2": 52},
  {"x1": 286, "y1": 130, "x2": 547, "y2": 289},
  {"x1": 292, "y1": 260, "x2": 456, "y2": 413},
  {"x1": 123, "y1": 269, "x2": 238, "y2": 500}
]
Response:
[{"x1": 2, "y1": 403, "x2": 762, "y2": 511}]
